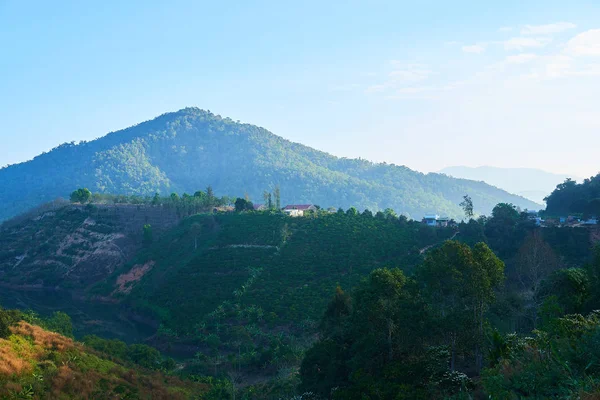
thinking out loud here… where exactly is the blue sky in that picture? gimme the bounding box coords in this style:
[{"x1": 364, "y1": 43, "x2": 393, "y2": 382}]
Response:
[{"x1": 1, "y1": 0, "x2": 600, "y2": 177}]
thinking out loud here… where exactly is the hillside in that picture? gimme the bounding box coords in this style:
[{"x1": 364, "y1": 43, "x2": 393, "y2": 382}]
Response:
[
  {"x1": 544, "y1": 173, "x2": 600, "y2": 216},
  {"x1": 2, "y1": 200, "x2": 600, "y2": 398},
  {"x1": 0, "y1": 204, "x2": 454, "y2": 384},
  {"x1": 0, "y1": 108, "x2": 540, "y2": 222},
  {"x1": 439, "y1": 165, "x2": 581, "y2": 204},
  {"x1": 0, "y1": 309, "x2": 211, "y2": 399}
]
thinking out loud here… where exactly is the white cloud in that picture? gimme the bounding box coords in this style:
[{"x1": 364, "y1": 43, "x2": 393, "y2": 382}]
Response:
[
  {"x1": 368, "y1": 63, "x2": 433, "y2": 89},
  {"x1": 329, "y1": 83, "x2": 361, "y2": 92},
  {"x1": 505, "y1": 53, "x2": 538, "y2": 64},
  {"x1": 462, "y1": 44, "x2": 486, "y2": 54},
  {"x1": 388, "y1": 67, "x2": 432, "y2": 83},
  {"x1": 504, "y1": 37, "x2": 551, "y2": 51},
  {"x1": 566, "y1": 29, "x2": 600, "y2": 56},
  {"x1": 544, "y1": 55, "x2": 573, "y2": 78},
  {"x1": 521, "y1": 22, "x2": 576, "y2": 35},
  {"x1": 365, "y1": 84, "x2": 387, "y2": 93}
]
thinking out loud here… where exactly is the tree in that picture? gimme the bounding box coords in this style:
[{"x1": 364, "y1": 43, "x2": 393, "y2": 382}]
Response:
[
  {"x1": 44, "y1": 311, "x2": 73, "y2": 337},
  {"x1": 70, "y1": 188, "x2": 92, "y2": 203},
  {"x1": 126, "y1": 344, "x2": 162, "y2": 369},
  {"x1": 143, "y1": 224, "x2": 153, "y2": 246},
  {"x1": 273, "y1": 185, "x2": 281, "y2": 210},
  {"x1": 459, "y1": 194, "x2": 474, "y2": 220},
  {"x1": 207, "y1": 185, "x2": 215, "y2": 207},
  {"x1": 190, "y1": 222, "x2": 202, "y2": 250},
  {"x1": 417, "y1": 241, "x2": 504, "y2": 371},
  {"x1": 485, "y1": 203, "x2": 526, "y2": 257},
  {"x1": 234, "y1": 198, "x2": 253, "y2": 212},
  {"x1": 515, "y1": 230, "x2": 560, "y2": 328},
  {"x1": 383, "y1": 208, "x2": 397, "y2": 220},
  {"x1": 0, "y1": 308, "x2": 21, "y2": 339}
]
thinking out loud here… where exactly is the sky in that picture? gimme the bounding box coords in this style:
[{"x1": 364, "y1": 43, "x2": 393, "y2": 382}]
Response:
[{"x1": 1, "y1": 0, "x2": 600, "y2": 178}]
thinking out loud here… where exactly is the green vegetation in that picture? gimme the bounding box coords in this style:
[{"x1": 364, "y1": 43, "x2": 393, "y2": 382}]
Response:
[
  {"x1": 300, "y1": 241, "x2": 504, "y2": 399},
  {"x1": 544, "y1": 174, "x2": 600, "y2": 217},
  {"x1": 0, "y1": 107, "x2": 540, "y2": 222},
  {"x1": 0, "y1": 308, "x2": 211, "y2": 399},
  {"x1": 2, "y1": 185, "x2": 600, "y2": 398}
]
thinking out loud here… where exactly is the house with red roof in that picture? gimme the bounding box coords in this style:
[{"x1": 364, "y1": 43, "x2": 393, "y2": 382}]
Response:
[{"x1": 282, "y1": 204, "x2": 316, "y2": 217}]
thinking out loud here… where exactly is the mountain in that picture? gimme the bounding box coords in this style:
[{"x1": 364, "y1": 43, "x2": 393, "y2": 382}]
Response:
[
  {"x1": 439, "y1": 166, "x2": 582, "y2": 204},
  {"x1": 0, "y1": 107, "x2": 541, "y2": 222}
]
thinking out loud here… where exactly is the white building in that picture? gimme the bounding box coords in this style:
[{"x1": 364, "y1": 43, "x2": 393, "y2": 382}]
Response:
[{"x1": 283, "y1": 204, "x2": 317, "y2": 217}]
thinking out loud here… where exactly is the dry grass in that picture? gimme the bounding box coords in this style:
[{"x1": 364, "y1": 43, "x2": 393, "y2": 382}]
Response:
[
  {"x1": 0, "y1": 342, "x2": 33, "y2": 375},
  {"x1": 0, "y1": 321, "x2": 207, "y2": 399},
  {"x1": 11, "y1": 321, "x2": 75, "y2": 352},
  {"x1": 0, "y1": 322, "x2": 75, "y2": 377}
]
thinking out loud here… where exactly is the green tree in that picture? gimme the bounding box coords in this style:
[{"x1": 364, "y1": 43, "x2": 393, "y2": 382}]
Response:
[
  {"x1": 234, "y1": 198, "x2": 253, "y2": 212},
  {"x1": 273, "y1": 185, "x2": 281, "y2": 210},
  {"x1": 44, "y1": 311, "x2": 73, "y2": 337},
  {"x1": 143, "y1": 224, "x2": 153, "y2": 246},
  {"x1": 0, "y1": 308, "x2": 21, "y2": 339},
  {"x1": 70, "y1": 188, "x2": 92, "y2": 203},
  {"x1": 417, "y1": 240, "x2": 504, "y2": 371},
  {"x1": 206, "y1": 185, "x2": 215, "y2": 206},
  {"x1": 459, "y1": 194, "x2": 474, "y2": 220},
  {"x1": 383, "y1": 208, "x2": 397, "y2": 220},
  {"x1": 126, "y1": 344, "x2": 162, "y2": 369}
]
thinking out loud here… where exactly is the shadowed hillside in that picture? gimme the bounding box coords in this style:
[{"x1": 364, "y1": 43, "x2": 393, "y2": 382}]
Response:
[{"x1": 0, "y1": 108, "x2": 540, "y2": 222}]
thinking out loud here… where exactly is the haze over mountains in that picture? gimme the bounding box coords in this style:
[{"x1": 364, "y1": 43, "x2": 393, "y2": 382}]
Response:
[
  {"x1": 439, "y1": 166, "x2": 583, "y2": 205},
  {"x1": 0, "y1": 108, "x2": 541, "y2": 222}
]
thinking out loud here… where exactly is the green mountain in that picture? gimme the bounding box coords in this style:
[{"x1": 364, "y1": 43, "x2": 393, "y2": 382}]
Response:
[
  {"x1": 0, "y1": 108, "x2": 540, "y2": 222},
  {"x1": 439, "y1": 165, "x2": 582, "y2": 204}
]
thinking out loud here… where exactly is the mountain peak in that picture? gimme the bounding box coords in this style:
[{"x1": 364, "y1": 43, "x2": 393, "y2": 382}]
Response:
[{"x1": 0, "y1": 110, "x2": 541, "y2": 222}]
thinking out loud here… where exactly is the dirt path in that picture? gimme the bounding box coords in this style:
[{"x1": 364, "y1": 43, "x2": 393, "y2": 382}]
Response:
[{"x1": 419, "y1": 231, "x2": 459, "y2": 255}]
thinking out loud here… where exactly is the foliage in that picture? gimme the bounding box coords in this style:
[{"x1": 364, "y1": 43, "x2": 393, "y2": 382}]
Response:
[
  {"x1": 545, "y1": 174, "x2": 600, "y2": 216},
  {"x1": 234, "y1": 197, "x2": 254, "y2": 212},
  {"x1": 483, "y1": 311, "x2": 600, "y2": 399},
  {"x1": 0, "y1": 108, "x2": 540, "y2": 222},
  {"x1": 0, "y1": 315, "x2": 210, "y2": 399},
  {"x1": 70, "y1": 188, "x2": 92, "y2": 204},
  {"x1": 459, "y1": 194, "x2": 474, "y2": 220},
  {"x1": 300, "y1": 241, "x2": 503, "y2": 399}
]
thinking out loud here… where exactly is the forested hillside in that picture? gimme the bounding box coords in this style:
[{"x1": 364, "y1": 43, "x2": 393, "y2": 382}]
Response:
[
  {"x1": 2, "y1": 198, "x2": 600, "y2": 398},
  {"x1": 0, "y1": 107, "x2": 540, "y2": 222},
  {"x1": 545, "y1": 173, "x2": 600, "y2": 216}
]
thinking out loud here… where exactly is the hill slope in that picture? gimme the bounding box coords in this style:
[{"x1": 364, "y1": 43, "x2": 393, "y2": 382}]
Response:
[
  {"x1": 0, "y1": 107, "x2": 540, "y2": 222},
  {"x1": 439, "y1": 165, "x2": 581, "y2": 204},
  {"x1": 0, "y1": 313, "x2": 209, "y2": 399}
]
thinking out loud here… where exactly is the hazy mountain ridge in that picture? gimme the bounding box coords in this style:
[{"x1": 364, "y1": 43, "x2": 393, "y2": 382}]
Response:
[
  {"x1": 0, "y1": 108, "x2": 541, "y2": 222},
  {"x1": 439, "y1": 165, "x2": 582, "y2": 204}
]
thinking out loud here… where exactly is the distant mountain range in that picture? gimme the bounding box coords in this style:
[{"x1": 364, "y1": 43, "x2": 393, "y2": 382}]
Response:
[
  {"x1": 439, "y1": 166, "x2": 583, "y2": 204},
  {"x1": 0, "y1": 108, "x2": 541, "y2": 222}
]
